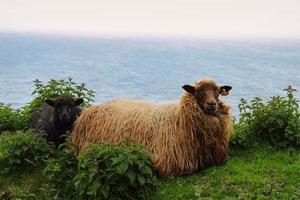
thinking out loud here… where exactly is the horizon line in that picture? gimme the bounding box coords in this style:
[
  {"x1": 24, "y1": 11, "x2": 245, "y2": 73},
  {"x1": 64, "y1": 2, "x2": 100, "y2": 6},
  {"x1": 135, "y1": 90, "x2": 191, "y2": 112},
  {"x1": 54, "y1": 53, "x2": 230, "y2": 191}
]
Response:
[{"x1": 1, "y1": 30, "x2": 300, "y2": 42}]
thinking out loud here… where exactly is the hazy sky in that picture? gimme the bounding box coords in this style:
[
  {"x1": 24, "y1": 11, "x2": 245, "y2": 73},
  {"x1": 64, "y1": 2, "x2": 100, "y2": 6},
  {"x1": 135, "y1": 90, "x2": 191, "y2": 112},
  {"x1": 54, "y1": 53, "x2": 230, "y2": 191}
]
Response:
[{"x1": 1, "y1": 0, "x2": 300, "y2": 38}]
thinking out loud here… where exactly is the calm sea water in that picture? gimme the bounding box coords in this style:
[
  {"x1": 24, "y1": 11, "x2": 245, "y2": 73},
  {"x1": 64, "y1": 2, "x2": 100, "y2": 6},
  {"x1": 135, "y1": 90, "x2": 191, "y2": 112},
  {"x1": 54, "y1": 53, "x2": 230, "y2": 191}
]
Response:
[{"x1": 0, "y1": 33, "x2": 300, "y2": 115}]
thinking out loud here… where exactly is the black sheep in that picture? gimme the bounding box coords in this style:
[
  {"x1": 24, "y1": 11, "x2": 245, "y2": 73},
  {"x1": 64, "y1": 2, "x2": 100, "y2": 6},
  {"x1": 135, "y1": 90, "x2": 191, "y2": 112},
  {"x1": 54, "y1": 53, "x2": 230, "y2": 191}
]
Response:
[{"x1": 29, "y1": 95, "x2": 84, "y2": 147}]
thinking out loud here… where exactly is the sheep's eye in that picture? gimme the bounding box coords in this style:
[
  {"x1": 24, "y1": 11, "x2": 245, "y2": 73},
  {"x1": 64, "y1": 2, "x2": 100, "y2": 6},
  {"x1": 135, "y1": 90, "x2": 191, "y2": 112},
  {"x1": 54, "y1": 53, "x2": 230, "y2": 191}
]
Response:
[{"x1": 198, "y1": 90, "x2": 205, "y2": 97}]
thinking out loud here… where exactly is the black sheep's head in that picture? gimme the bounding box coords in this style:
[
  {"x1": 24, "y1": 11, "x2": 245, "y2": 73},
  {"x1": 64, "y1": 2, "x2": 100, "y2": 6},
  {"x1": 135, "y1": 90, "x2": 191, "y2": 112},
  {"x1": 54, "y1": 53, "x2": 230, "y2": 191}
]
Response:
[{"x1": 45, "y1": 95, "x2": 84, "y2": 125}]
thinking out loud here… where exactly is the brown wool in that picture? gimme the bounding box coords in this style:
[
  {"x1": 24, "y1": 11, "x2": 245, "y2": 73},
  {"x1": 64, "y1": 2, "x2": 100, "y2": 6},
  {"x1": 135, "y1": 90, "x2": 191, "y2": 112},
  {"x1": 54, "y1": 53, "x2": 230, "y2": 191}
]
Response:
[{"x1": 71, "y1": 80, "x2": 232, "y2": 177}]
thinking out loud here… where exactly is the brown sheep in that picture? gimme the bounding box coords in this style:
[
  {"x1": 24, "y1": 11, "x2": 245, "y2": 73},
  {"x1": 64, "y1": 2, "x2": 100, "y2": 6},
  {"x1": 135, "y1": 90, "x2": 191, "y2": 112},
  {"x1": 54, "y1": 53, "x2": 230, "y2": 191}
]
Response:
[{"x1": 71, "y1": 79, "x2": 232, "y2": 177}]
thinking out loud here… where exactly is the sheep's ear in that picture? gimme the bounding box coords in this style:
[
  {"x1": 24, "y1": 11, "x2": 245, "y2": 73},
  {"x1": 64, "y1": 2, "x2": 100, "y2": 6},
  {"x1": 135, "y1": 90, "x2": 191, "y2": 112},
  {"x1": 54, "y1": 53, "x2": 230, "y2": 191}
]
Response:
[
  {"x1": 182, "y1": 85, "x2": 195, "y2": 94},
  {"x1": 219, "y1": 85, "x2": 232, "y2": 96},
  {"x1": 74, "y1": 98, "x2": 84, "y2": 106},
  {"x1": 45, "y1": 99, "x2": 55, "y2": 107}
]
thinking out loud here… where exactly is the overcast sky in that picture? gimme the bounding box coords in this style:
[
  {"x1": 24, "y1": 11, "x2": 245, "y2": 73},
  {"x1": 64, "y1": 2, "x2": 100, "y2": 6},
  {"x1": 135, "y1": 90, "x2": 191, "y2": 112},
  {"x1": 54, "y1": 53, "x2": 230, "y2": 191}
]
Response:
[{"x1": 1, "y1": 0, "x2": 300, "y2": 38}]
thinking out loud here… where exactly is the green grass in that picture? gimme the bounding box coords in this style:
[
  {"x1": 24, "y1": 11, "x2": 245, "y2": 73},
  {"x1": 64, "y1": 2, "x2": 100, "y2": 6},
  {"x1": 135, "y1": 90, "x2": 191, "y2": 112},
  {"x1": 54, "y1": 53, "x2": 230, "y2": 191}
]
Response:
[
  {"x1": 1, "y1": 146, "x2": 300, "y2": 199},
  {"x1": 152, "y1": 147, "x2": 300, "y2": 200},
  {"x1": 0, "y1": 170, "x2": 46, "y2": 199}
]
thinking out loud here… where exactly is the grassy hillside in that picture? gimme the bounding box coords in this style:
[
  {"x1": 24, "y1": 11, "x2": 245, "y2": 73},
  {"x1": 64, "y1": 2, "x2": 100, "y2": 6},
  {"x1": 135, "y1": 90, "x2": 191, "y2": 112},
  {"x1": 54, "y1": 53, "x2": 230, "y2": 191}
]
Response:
[
  {"x1": 152, "y1": 147, "x2": 300, "y2": 199},
  {"x1": 1, "y1": 146, "x2": 300, "y2": 199}
]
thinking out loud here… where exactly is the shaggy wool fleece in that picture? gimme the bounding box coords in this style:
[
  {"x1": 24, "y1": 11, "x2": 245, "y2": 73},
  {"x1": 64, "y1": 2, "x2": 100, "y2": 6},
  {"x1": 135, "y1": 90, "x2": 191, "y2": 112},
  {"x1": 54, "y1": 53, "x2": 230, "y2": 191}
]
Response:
[{"x1": 72, "y1": 80, "x2": 232, "y2": 177}]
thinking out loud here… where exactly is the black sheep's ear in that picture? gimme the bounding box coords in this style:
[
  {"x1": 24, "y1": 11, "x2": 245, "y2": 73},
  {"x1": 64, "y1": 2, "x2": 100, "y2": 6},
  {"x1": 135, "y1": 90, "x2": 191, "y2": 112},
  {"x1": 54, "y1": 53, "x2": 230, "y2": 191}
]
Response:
[
  {"x1": 182, "y1": 85, "x2": 195, "y2": 94},
  {"x1": 45, "y1": 99, "x2": 55, "y2": 107},
  {"x1": 74, "y1": 98, "x2": 84, "y2": 106},
  {"x1": 219, "y1": 85, "x2": 232, "y2": 96}
]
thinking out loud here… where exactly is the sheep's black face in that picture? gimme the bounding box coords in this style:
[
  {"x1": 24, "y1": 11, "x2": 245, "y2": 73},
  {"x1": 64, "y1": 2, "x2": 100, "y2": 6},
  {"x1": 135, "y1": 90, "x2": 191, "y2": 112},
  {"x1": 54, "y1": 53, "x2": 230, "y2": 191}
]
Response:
[
  {"x1": 182, "y1": 80, "x2": 232, "y2": 116},
  {"x1": 55, "y1": 104, "x2": 78, "y2": 124},
  {"x1": 46, "y1": 96, "x2": 84, "y2": 126}
]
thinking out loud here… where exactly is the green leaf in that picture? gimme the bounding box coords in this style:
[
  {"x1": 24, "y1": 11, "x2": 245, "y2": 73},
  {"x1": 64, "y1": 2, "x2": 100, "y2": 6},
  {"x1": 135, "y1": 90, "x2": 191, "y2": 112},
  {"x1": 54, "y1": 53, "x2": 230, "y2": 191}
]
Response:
[
  {"x1": 143, "y1": 166, "x2": 153, "y2": 175},
  {"x1": 86, "y1": 181, "x2": 101, "y2": 196},
  {"x1": 101, "y1": 185, "x2": 110, "y2": 199},
  {"x1": 117, "y1": 162, "x2": 128, "y2": 174},
  {"x1": 127, "y1": 170, "x2": 136, "y2": 184},
  {"x1": 137, "y1": 175, "x2": 146, "y2": 186}
]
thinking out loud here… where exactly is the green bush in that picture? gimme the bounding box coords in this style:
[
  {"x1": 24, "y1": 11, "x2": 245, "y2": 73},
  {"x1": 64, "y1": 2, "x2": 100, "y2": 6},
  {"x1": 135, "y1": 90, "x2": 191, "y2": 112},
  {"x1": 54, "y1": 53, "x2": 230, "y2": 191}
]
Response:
[
  {"x1": 30, "y1": 78, "x2": 95, "y2": 107},
  {"x1": 0, "y1": 103, "x2": 23, "y2": 132},
  {"x1": 230, "y1": 86, "x2": 300, "y2": 149},
  {"x1": 0, "y1": 132, "x2": 54, "y2": 174},
  {"x1": 43, "y1": 140, "x2": 79, "y2": 200},
  {"x1": 19, "y1": 78, "x2": 96, "y2": 130},
  {"x1": 74, "y1": 142, "x2": 157, "y2": 200}
]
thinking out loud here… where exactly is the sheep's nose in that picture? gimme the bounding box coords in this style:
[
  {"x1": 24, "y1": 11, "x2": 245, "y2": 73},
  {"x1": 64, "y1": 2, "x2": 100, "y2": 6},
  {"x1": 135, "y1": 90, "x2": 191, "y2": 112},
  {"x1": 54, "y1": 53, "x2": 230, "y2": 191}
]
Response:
[
  {"x1": 207, "y1": 102, "x2": 216, "y2": 106},
  {"x1": 62, "y1": 113, "x2": 69, "y2": 120}
]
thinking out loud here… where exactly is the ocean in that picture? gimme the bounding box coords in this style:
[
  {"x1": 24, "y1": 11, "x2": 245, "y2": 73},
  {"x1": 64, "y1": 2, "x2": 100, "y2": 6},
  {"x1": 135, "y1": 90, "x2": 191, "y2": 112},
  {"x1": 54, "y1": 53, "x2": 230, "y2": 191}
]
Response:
[{"x1": 0, "y1": 33, "x2": 299, "y2": 115}]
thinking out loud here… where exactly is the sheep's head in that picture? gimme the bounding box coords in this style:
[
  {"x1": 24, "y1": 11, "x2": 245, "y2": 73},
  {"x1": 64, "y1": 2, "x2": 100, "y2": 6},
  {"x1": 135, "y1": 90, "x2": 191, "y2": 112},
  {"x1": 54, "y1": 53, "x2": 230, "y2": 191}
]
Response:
[
  {"x1": 182, "y1": 79, "x2": 232, "y2": 116},
  {"x1": 45, "y1": 95, "x2": 84, "y2": 125}
]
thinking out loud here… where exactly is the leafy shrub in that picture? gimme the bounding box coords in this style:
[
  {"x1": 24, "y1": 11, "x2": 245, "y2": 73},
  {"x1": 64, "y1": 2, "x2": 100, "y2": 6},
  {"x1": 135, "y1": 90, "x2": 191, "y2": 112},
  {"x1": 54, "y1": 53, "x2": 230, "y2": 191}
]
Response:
[
  {"x1": 31, "y1": 78, "x2": 95, "y2": 107},
  {"x1": 43, "y1": 140, "x2": 78, "y2": 200},
  {"x1": 0, "y1": 132, "x2": 53, "y2": 174},
  {"x1": 19, "y1": 78, "x2": 96, "y2": 129},
  {"x1": 230, "y1": 86, "x2": 300, "y2": 149},
  {"x1": 0, "y1": 103, "x2": 23, "y2": 132},
  {"x1": 74, "y1": 142, "x2": 157, "y2": 200}
]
